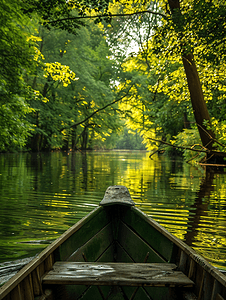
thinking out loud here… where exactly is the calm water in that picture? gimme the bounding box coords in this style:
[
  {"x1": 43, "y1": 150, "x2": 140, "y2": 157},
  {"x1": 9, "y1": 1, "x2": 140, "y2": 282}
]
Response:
[{"x1": 0, "y1": 151, "x2": 226, "y2": 271}]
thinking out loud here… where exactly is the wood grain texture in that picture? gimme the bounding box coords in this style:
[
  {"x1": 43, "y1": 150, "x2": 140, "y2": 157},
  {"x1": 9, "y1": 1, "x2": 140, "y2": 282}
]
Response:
[{"x1": 42, "y1": 262, "x2": 194, "y2": 287}]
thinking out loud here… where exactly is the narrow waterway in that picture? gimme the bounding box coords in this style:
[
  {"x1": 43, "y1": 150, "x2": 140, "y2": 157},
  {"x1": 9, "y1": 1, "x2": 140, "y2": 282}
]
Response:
[{"x1": 0, "y1": 151, "x2": 226, "y2": 272}]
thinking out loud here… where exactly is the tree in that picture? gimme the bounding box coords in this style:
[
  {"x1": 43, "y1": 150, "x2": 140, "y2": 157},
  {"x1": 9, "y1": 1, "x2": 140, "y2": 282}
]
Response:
[
  {"x1": 106, "y1": 0, "x2": 226, "y2": 159},
  {"x1": 24, "y1": 20, "x2": 123, "y2": 151},
  {"x1": 2, "y1": 0, "x2": 226, "y2": 156},
  {"x1": 165, "y1": 0, "x2": 215, "y2": 151},
  {"x1": 0, "y1": 0, "x2": 37, "y2": 151}
]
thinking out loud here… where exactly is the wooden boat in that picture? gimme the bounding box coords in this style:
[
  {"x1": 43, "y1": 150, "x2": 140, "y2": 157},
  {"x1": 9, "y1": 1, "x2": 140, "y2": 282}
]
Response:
[{"x1": 0, "y1": 185, "x2": 226, "y2": 300}]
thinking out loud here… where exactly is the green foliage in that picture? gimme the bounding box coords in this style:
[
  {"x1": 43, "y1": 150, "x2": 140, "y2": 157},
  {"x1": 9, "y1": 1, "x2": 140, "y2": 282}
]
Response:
[
  {"x1": 1, "y1": 0, "x2": 226, "y2": 156},
  {"x1": 204, "y1": 118, "x2": 226, "y2": 153},
  {"x1": 104, "y1": 0, "x2": 226, "y2": 157},
  {"x1": 153, "y1": 0, "x2": 226, "y2": 65},
  {"x1": 116, "y1": 127, "x2": 146, "y2": 150},
  {"x1": 173, "y1": 128, "x2": 205, "y2": 162},
  {"x1": 0, "y1": 94, "x2": 33, "y2": 151},
  {"x1": 0, "y1": 0, "x2": 36, "y2": 151},
  {"x1": 24, "y1": 21, "x2": 122, "y2": 151},
  {"x1": 23, "y1": 0, "x2": 112, "y2": 33},
  {"x1": 0, "y1": 0, "x2": 33, "y2": 93}
]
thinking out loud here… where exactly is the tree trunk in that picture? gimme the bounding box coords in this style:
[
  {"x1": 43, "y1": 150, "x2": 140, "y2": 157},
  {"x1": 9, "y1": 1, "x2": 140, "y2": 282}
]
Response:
[
  {"x1": 183, "y1": 112, "x2": 190, "y2": 129},
  {"x1": 167, "y1": 0, "x2": 215, "y2": 150},
  {"x1": 81, "y1": 126, "x2": 89, "y2": 150},
  {"x1": 182, "y1": 53, "x2": 215, "y2": 149},
  {"x1": 72, "y1": 128, "x2": 77, "y2": 151}
]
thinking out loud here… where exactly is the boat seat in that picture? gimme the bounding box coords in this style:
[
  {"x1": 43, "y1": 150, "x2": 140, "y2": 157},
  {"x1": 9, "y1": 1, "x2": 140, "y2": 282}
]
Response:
[{"x1": 42, "y1": 262, "x2": 194, "y2": 287}]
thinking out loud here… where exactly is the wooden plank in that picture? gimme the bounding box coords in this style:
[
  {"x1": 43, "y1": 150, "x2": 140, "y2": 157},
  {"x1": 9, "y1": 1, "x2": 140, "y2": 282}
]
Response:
[
  {"x1": 216, "y1": 294, "x2": 225, "y2": 300},
  {"x1": 144, "y1": 286, "x2": 169, "y2": 300},
  {"x1": 127, "y1": 207, "x2": 226, "y2": 289},
  {"x1": 198, "y1": 269, "x2": 205, "y2": 300},
  {"x1": 55, "y1": 207, "x2": 110, "y2": 261},
  {"x1": 97, "y1": 244, "x2": 115, "y2": 263},
  {"x1": 121, "y1": 207, "x2": 175, "y2": 262},
  {"x1": 42, "y1": 262, "x2": 194, "y2": 287},
  {"x1": 35, "y1": 289, "x2": 53, "y2": 300},
  {"x1": 121, "y1": 285, "x2": 152, "y2": 300},
  {"x1": 211, "y1": 280, "x2": 225, "y2": 300},
  {"x1": 44, "y1": 254, "x2": 54, "y2": 272},
  {"x1": 182, "y1": 290, "x2": 198, "y2": 300},
  {"x1": 202, "y1": 272, "x2": 215, "y2": 300},
  {"x1": 107, "y1": 287, "x2": 126, "y2": 300},
  {"x1": 31, "y1": 267, "x2": 42, "y2": 296},
  {"x1": 0, "y1": 206, "x2": 104, "y2": 299},
  {"x1": 118, "y1": 221, "x2": 166, "y2": 263},
  {"x1": 188, "y1": 259, "x2": 195, "y2": 280},
  {"x1": 81, "y1": 286, "x2": 111, "y2": 300},
  {"x1": 178, "y1": 250, "x2": 189, "y2": 274},
  {"x1": 9, "y1": 285, "x2": 22, "y2": 300},
  {"x1": 66, "y1": 223, "x2": 114, "y2": 262},
  {"x1": 19, "y1": 276, "x2": 34, "y2": 300},
  {"x1": 115, "y1": 241, "x2": 134, "y2": 263}
]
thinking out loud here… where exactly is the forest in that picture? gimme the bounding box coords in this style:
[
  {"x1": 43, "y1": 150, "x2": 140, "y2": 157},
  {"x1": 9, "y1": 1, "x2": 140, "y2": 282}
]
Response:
[{"x1": 1, "y1": 0, "x2": 226, "y2": 162}]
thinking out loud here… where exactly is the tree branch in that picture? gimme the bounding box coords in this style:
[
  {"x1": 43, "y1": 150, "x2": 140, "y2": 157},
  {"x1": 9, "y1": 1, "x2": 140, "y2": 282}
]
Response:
[
  {"x1": 69, "y1": 85, "x2": 134, "y2": 129},
  {"x1": 148, "y1": 137, "x2": 209, "y2": 153},
  {"x1": 196, "y1": 123, "x2": 226, "y2": 148},
  {"x1": 47, "y1": 10, "x2": 167, "y2": 25},
  {"x1": 148, "y1": 137, "x2": 226, "y2": 158}
]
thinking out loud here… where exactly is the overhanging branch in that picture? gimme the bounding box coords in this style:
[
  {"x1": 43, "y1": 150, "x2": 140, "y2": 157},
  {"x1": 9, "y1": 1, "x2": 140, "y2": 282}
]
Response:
[
  {"x1": 148, "y1": 137, "x2": 226, "y2": 158},
  {"x1": 148, "y1": 137, "x2": 209, "y2": 153},
  {"x1": 68, "y1": 85, "x2": 134, "y2": 130},
  {"x1": 47, "y1": 10, "x2": 167, "y2": 25}
]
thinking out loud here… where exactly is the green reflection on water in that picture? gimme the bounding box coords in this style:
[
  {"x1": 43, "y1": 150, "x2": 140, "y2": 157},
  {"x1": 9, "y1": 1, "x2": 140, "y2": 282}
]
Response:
[{"x1": 0, "y1": 151, "x2": 226, "y2": 270}]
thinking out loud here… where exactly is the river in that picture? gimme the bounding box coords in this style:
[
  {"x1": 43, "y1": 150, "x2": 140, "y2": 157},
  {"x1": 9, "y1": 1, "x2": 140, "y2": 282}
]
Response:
[{"x1": 0, "y1": 151, "x2": 226, "y2": 273}]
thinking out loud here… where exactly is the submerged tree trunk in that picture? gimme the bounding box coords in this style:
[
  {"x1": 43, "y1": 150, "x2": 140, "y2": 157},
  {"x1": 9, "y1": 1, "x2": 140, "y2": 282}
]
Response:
[{"x1": 167, "y1": 0, "x2": 215, "y2": 151}]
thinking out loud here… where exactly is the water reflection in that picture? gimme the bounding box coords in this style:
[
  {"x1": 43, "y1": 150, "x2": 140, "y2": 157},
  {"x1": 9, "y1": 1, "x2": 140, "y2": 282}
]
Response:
[{"x1": 0, "y1": 151, "x2": 226, "y2": 271}]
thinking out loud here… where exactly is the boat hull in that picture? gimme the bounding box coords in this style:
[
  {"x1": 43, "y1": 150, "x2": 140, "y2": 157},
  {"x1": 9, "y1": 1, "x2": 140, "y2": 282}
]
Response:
[{"x1": 0, "y1": 186, "x2": 226, "y2": 300}]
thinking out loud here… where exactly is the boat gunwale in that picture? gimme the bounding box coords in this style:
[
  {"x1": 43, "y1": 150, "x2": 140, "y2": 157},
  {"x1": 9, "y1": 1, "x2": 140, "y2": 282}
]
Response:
[
  {"x1": 0, "y1": 206, "x2": 102, "y2": 299},
  {"x1": 1, "y1": 202, "x2": 226, "y2": 299},
  {"x1": 132, "y1": 206, "x2": 226, "y2": 288}
]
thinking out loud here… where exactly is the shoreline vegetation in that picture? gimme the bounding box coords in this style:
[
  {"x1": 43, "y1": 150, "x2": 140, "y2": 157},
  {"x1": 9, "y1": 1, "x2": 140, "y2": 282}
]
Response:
[{"x1": 1, "y1": 1, "x2": 226, "y2": 165}]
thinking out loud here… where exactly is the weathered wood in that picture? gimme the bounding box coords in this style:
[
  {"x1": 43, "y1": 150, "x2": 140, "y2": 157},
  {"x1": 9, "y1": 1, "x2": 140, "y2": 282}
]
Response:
[
  {"x1": 178, "y1": 250, "x2": 188, "y2": 273},
  {"x1": 100, "y1": 185, "x2": 135, "y2": 207},
  {"x1": 122, "y1": 285, "x2": 152, "y2": 300},
  {"x1": 211, "y1": 279, "x2": 226, "y2": 300},
  {"x1": 35, "y1": 289, "x2": 54, "y2": 300},
  {"x1": 54, "y1": 207, "x2": 109, "y2": 261},
  {"x1": 197, "y1": 269, "x2": 205, "y2": 300},
  {"x1": 182, "y1": 291, "x2": 197, "y2": 300},
  {"x1": 42, "y1": 262, "x2": 194, "y2": 287},
  {"x1": 202, "y1": 272, "x2": 215, "y2": 300},
  {"x1": 97, "y1": 244, "x2": 115, "y2": 263},
  {"x1": 115, "y1": 241, "x2": 135, "y2": 263},
  {"x1": 31, "y1": 266, "x2": 43, "y2": 296},
  {"x1": 0, "y1": 206, "x2": 103, "y2": 299},
  {"x1": 188, "y1": 259, "x2": 195, "y2": 280},
  {"x1": 10, "y1": 285, "x2": 22, "y2": 300},
  {"x1": 66, "y1": 223, "x2": 114, "y2": 262},
  {"x1": 216, "y1": 294, "x2": 225, "y2": 300},
  {"x1": 128, "y1": 206, "x2": 226, "y2": 289},
  {"x1": 117, "y1": 221, "x2": 166, "y2": 263},
  {"x1": 121, "y1": 207, "x2": 175, "y2": 262},
  {"x1": 2, "y1": 186, "x2": 226, "y2": 300},
  {"x1": 44, "y1": 254, "x2": 54, "y2": 273},
  {"x1": 79, "y1": 286, "x2": 111, "y2": 300}
]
